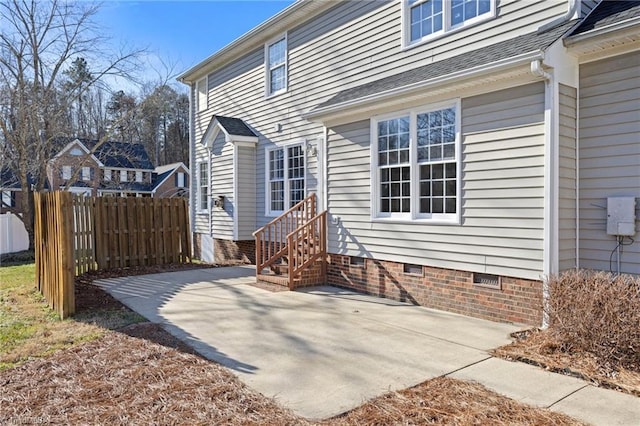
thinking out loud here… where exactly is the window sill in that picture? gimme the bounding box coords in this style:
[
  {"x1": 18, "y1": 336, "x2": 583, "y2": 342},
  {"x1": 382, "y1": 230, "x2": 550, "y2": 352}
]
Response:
[
  {"x1": 371, "y1": 216, "x2": 461, "y2": 226},
  {"x1": 265, "y1": 88, "x2": 287, "y2": 100},
  {"x1": 401, "y1": 13, "x2": 496, "y2": 52}
]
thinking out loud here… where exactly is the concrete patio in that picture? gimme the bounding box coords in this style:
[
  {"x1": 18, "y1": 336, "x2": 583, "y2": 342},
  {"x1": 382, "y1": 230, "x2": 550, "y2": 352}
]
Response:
[{"x1": 94, "y1": 266, "x2": 640, "y2": 424}]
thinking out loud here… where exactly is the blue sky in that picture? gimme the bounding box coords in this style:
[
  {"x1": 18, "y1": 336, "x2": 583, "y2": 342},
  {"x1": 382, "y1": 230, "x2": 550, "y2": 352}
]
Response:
[{"x1": 94, "y1": 1, "x2": 295, "y2": 87}]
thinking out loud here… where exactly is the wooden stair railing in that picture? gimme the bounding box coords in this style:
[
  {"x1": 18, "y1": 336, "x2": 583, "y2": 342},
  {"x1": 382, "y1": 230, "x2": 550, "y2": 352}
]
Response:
[{"x1": 253, "y1": 193, "x2": 326, "y2": 289}]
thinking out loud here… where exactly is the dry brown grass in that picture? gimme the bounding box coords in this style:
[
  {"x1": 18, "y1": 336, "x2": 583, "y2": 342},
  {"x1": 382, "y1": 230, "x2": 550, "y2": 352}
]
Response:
[
  {"x1": 493, "y1": 269, "x2": 640, "y2": 398},
  {"x1": 546, "y1": 270, "x2": 640, "y2": 370},
  {"x1": 0, "y1": 322, "x2": 584, "y2": 426}
]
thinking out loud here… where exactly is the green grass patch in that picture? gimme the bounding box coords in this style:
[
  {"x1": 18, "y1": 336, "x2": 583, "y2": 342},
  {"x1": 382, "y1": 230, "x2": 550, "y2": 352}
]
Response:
[{"x1": 0, "y1": 263, "x2": 144, "y2": 371}]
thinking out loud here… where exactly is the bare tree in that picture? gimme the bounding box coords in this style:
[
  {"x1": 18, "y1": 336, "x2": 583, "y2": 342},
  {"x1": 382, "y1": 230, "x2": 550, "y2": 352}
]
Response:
[{"x1": 0, "y1": 0, "x2": 142, "y2": 248}]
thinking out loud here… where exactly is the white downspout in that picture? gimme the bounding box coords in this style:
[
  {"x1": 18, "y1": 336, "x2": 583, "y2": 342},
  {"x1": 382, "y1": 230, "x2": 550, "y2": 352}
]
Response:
[
  {"x1": 531, "y1": 59, "x2": 555, "y2": 329},
  {"x1": 538, "y1": 0, "x2": 580, "y2": 33}
]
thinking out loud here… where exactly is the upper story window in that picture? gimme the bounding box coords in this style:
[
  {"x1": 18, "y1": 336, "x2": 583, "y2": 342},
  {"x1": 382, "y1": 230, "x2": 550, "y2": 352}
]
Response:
[
  {"x1": 196, "y1": 77, "x2": 207, "y2": 112},
  {"x1": 62, "y1": 166, "x2": 72, "y2": 180},
  {"x1": 404, "y1": 0, "x2": 495, "y2": 47},
  {"x1": 372, "y1": 101, "x2": 460, "y2": 223},
  {"x1": 176, "y1": 172, "x2": 186, "y2": 188},
  {"x1": 104, "y1": 169, "x2": 112, "y2": 181},
  {"x1": 265, "y1": 34, "x2": 287, "y2": 96},
  {"x1": 2, "y1": 191, "x2": 14, "y2": 208},
  {"x1": 120, "y1": 170, "x2": 128, "y2": 182},
  {"x1": 136, "y1": 171, "x2": 143, "y2": 183},
  {"x1": 81, "y1": 167, "x2": 91, "y2": 181}
]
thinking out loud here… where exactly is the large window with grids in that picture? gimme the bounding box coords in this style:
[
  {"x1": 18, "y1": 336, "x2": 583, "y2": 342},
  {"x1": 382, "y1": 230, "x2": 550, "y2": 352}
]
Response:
[
  {"x1": 267, "y1": 144, "x2": 305, "y2": 215},
  {"x1": 373, "y1": 101, "x2": 460, "y2": 223},
  {"x1": 404, "y1": 0, "x2": 495, "y2": 47}
]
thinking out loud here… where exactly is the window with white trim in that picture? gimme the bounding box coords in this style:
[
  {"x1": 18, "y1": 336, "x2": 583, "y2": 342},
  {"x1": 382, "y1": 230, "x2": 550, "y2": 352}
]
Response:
[
  {"x1": 136, "y1": 171, "x2": 143, "y2": 183},
  {"x1": 373, "y1": 102, "x2": 460, "y2": 222},
  {"x1": 265, "y1": 35, "x2": 287, "y2": 96},
  {"x1": 404, "y1": 0, "x2": 495, "y2": 46},
  {"x1": 104, "y1": 169, "x2": 112, "y2": 181},
  {"x1": 120, "y1": 170, "x2": 127, "y2": 182},
  {"x1": 62, "y1": 166, "x2": 71, "y2": 180},
  {"x1": 196, "y1": 77, "x2": 207, "y2": 112},
  {"x1": 198, "y1": 162, "x2": 209, "y2": 212},
  {"x1": 81, "y1": 167, "x2": 91, "y2": 181},
  {"x1": 266, "y1": 144, "x2": 305, "y2": 215},
  {"x1": 176, "y1": 172, "x2": 186, "y2": 188},
  {"x1": 2, "y1": 191, "x2": 14, "y2": 208}
]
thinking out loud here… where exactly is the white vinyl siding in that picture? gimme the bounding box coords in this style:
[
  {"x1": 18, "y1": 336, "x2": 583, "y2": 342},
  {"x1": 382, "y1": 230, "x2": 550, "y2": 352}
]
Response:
[
  {"x1": 236, "y1": 145, "x2": 257, "y2": 239},
  {"x1": 578, "y1": 52, "x2": 640, "y2": 275},
  {"x1": 191, "y1": 0, "x2": 566, "y2": 244},
  {"x1": 558, "y1": 84, "x2": 577, "y2": 272},
  {"x1": 327, "y1": 83, "x2": 545, "y2": 280},
  {"x1": 211, "y1": 132, "x2": 234, "y2": 239}
]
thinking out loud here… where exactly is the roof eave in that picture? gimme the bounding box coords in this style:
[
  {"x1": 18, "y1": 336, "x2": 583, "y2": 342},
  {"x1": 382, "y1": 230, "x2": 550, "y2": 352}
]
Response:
[
  {"x1": 564, "y1": 16, "x2": 640, "y2": 47},
  {"x1": 304, "y1": 50, "x2": 544, "y2": 123},
  {"x1": 177, "y1": 0, "x2": 337, "y2": 84}
]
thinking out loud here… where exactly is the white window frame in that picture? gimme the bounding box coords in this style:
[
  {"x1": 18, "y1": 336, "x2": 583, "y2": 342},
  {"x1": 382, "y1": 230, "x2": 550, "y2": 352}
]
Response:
[
  {"x1": 370, "y1": 99, "x2": 461, "y2": 225},
  {"x1": 1, "y1": 191, "x2": 13, "y2": 208},
  {"x1": 104, "y1": 169, "x2": 112, "y2": 181},
  {"x1": 62, "y1": 166, "x2": 72, "y2": 180},
  {"x1": 197, "y1": 161, "x2": 209, "y2": 213},
  {"x1": 264, "y1": 33, "x2": 288, "y2": 98},
  {"x1": 196, "y1": 77, "x2": 208, "y2": 112},
  {"x1": 135, "y1": 171, "x2": 143, "y2": 183},
  {"x1": 177, "y1": 172, "x2": 185, "y2": 188},
  {"x1": 120, "y1": 170, "x2": 128, "y2": 182},
  {"x1": 81, "y1": 166, "x2": 91, "y2": 181},
  {"x1": 402, "y1": 0, "x2": 496, "y2": 49},
  {"x1": 265, "y1": 142, "x2": 306, "y2": 216}
]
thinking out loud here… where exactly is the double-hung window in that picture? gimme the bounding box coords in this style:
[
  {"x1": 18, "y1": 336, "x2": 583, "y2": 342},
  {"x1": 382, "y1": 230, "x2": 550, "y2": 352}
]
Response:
[
  {"x1": 267, "y1": 144, "x2": 305, "y2": 215},
  {"x1": 373, "y1": 101, "x2": 460, "y2": 223},
  {"x1": 265, "y1": 35, "x2": 287, "y2": 96},
  {"x1": 62, "y1": 166, "x2": 72, "y2": 180},
  {"x1": 81, "y1": 167, "x2": 91, "y2": 181},
  {"x1": 198, "y1": 162, "x2": 209, "y2": 212},
  {"x1": 196, "y1": 77, "x2": 207, "y2": 112},
  {"x1": 405, "y1": 0, "x2": 494, "y2": 46}
]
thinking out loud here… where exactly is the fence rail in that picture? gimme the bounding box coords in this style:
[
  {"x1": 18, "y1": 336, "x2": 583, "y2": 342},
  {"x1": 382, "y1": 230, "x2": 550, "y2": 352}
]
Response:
[{"x1": 34, "y1": 192, "x2": 191, "y2": 318}]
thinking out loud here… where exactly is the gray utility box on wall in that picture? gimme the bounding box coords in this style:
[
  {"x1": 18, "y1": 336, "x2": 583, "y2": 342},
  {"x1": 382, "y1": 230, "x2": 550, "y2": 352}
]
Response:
[{"x1": 606, "y1": 197, "x2": 637, "y2": 236}]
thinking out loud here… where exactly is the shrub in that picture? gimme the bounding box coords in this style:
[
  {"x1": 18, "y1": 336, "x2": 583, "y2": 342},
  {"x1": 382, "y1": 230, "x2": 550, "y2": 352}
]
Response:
[{"x1": 546, "y1": 269, "x2": 640, "y2": 371}]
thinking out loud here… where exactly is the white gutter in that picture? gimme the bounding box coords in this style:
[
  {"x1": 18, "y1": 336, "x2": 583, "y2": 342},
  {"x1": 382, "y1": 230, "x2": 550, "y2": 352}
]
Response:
[
  {"x1": 305, "y1": 50, "x2": 544, "y2": 121},
  {"x1": 177, "y1": 0, "x2": 335, "y2": 83},
  {"x1": 538, "y1": 0, "x2": 579, "y2": 33},
  {"x1": 564, "y1": 16, "x2": 640, "y2": 46}
]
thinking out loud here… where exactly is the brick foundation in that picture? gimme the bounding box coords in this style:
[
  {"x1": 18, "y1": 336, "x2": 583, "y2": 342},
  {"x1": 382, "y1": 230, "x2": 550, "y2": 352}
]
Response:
[
  {"x1": 327, "y1": 254, "x2": 543, "y2": 326},
  {"x1": 214, "y1": 239, "x2": 255, "y2": 265}
]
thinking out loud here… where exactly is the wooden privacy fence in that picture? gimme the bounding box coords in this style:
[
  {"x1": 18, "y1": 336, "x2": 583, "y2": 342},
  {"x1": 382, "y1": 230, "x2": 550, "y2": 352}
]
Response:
[{"x1": 34, "y1": 192, "x2": 191, "y2": 318}]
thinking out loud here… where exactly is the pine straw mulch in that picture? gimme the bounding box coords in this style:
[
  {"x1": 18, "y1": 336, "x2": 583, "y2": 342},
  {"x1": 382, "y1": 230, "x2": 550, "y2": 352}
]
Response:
[
  {"x1": 0, "y1": 322, "x2": 584, "y2": 426},
  {"x1": 492, "y1": 329, "x2": 640, "y2": 397},
  {"x1": 0, "y1": 263, "x2": 583, "y2": 425}
]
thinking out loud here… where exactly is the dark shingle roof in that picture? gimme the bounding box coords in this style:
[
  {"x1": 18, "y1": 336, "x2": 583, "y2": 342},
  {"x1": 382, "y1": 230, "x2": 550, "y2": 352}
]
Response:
[
  {"x1": 214, "y1": 116, "x2": 257, "y2": 137},
  {"x1": 78, "y1": 140, "x2": 154, "y2": 170},
  {"x1": 571, "y1": 1, "x2": 640, "y2": 36},
  {"x1": 152, "y1": 169, "x2": 173, "y2": 190},
  {"x1": 312, "y1": 20, "x2": 576, "y2": 112}
]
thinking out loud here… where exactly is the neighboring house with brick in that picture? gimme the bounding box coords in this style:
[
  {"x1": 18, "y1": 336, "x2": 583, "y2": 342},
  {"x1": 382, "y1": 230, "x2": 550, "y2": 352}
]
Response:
[
  {"x1": 152, "y1": 162, "x2": 190, "y2": 198},
  {"x1": 47, "y1": 138, "x2": 156, "y2": 197},
  {"x1": 179, "y1": 0, "x2": 640, "y2": 326}
]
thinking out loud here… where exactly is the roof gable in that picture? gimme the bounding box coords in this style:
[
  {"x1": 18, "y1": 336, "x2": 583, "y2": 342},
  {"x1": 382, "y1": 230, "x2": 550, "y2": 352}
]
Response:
[{"x1": 202, "y1": 115, "x2": 258, "y2": 148}]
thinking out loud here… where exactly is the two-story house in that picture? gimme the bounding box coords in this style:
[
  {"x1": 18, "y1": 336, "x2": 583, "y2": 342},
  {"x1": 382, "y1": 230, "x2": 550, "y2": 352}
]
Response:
[{"x1": 179, "y1": 0, "x2": 640, "y2": 326}]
